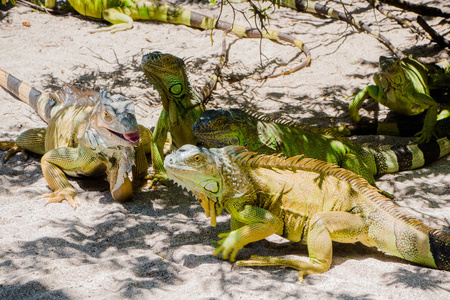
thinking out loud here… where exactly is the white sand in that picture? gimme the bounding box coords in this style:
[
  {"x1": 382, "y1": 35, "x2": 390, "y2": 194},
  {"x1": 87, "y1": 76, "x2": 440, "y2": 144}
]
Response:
[{"x1": 0, "y1": 1, "x2": 449, "y2": 298}]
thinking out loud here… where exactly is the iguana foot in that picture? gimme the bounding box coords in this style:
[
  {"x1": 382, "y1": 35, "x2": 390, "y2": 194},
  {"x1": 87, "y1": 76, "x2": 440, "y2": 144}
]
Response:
[
  {"x1": 144, "y1": 173, "x2": 169, "y2": 188},
  {"x1": 213, "y1": 231, "x2": 244, "y2": 262},
  {"x1": 412, "y1": 129, "x2": 436, "y2": 144},
  {"x1": 0, "y1": 141, "x2": 28, "y2": 162},
  {"x1": 233, "y1": 255, "x2": 324, "y2": 283},
  {"x1": 43, "y1": 188, "x2": 80, "y2": 209}
]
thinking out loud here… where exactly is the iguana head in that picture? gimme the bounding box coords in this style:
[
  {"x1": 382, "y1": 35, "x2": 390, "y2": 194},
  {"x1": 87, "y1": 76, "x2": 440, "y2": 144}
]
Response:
[
  {"x1": 142, "y1": 51, "x2": 198, "y2": 126},
  {"x1": 165, "y1": 144, "x2": 247, "y2": 226},
  {"x1": 86, "y1": 90, "x2": 140, "y2": 150},
  {"x1": 379, "y1": 56, "x2": 405, "y2": 80},
  {"x1": 193, "y1": 109, "x2": 257, "y2": 148}
]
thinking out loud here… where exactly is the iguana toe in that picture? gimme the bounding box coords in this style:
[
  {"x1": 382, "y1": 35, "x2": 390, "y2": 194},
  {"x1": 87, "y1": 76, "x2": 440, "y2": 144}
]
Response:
[{"x1": 43, "y1": 188, "x2": 80, "y2": 209}]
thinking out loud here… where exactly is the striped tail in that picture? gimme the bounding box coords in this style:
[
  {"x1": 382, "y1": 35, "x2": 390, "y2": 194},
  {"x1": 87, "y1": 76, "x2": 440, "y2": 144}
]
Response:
[
  {"x1": 429, "y1": 232, "x2": 450, "y2": 270},
  {"x1": 139, "y1": 1, "x2": 311, "y2": 79},
  {"x1": 279, "y1": 0, "x2": 401, "y2": 56},
  {"x1": 0, "y1": 69, "x2": 60, "y2": 123},
  {"x1": 368, "y1": 137, "x2": 450, "y2": 174},
  {"x1": 337, "y1": 117, "x2": 450, "y2": 138}
]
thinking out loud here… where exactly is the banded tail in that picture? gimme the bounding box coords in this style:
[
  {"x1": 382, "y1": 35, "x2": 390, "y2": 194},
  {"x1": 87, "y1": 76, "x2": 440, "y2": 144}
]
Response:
[
  {"x1": 0, "y1": 69, "x2": 60, "y2": 123},
  {"x1": 334, "y1": 118, "x2": 450, "y2": 138},
  {"x1": 368, "y1": 137, "x2": 450, "y2": 174},
  {"x1": 137, "y1": 1, "x2": 311, "y2": 79},
  {"x1": 277, "y1": 0, "x2": 401, "y2": 56}
]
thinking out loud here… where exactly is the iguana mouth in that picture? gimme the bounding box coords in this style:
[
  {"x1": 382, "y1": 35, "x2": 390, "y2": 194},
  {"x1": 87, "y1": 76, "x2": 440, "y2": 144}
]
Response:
[{"x1": 108, "y1": 129, "x2": 140, "y2": 144}]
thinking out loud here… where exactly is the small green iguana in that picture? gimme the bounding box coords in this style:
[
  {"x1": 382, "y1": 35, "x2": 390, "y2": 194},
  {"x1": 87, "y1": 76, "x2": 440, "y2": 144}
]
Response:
[
  {"x1": 141, "y1": 51, "x2": 208, "y2": 185},
  {"x1": 349, "y1": 56, "x2": 450, "y2": 144},
  {"x1": 0, "y1": 69, "x2": 152, "y2": 208},
  {"x1": 11, "y1": 0, "x2": 311, "y2": 78},
  {"x1": 192, "y1": 108, "x2": 450, "y2": 188},
  {"x1": 164, "y1": 144, "x2": 450, "y2": 281}
]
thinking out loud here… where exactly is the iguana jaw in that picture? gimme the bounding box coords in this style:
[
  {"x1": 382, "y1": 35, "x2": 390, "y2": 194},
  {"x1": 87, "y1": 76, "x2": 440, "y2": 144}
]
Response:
[{"x1": 164, "y1": 145, "x2": 225, "y2": 225}]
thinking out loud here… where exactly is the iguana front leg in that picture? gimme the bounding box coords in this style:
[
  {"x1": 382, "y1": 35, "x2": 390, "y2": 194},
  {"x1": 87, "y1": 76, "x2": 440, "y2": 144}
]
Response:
[
  {"x1": 349, "y1": 85, "x2": 385, "y2": 123},
  {"x1": 234, "y1": 211, "x2": 367, "y2": 282},
  {"x1": 214, "y1": 202, "x2": 283, "y2": 262},
  {"x1": 41, "y1": 146, "x2": 105, "y2": 208},
  {"x1": 409, "y1": 94, "x2": 438, "y2": 144},
  {"x1": 90, "y1": 9, "x2": 134, "y2": 33},
  {"x1": 146, "y1": 110, "x2": 171, "y2": 187}
]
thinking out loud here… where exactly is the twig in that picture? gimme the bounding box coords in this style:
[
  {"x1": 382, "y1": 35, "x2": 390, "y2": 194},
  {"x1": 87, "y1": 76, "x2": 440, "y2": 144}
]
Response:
[{"x1": 416, "y1": 16, "x2": 450, "y2": 49}]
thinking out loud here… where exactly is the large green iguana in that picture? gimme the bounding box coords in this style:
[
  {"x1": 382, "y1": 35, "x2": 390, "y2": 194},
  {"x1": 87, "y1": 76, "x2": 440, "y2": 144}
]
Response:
[
  {"x1": 141, "y1": 51, "x2": 223, "y2": 185},
  {"x1": 0, "y1": 69, "x2": 152, "y2": 208},
  {"x1": 349, "y1": 56, "x2": 450, "y2": 144},
  {"x1": 164, "y1": 144, "x2": 450, "y2": 281},
  {"x1": 10, "y1": 0, "x2": 310, "y2": 79},
  {"x1": 192, "y1": 108, "x2": 450, "y2": 188}
]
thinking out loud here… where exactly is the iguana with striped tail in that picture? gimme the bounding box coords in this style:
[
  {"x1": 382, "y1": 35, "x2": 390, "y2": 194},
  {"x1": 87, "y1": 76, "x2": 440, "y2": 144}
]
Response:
[
  {"x1": 192, "y1": 108, "x2": 450, "y2": 189},
  {"x1": 10, "y1": 0, "x2": 310, "y2": 79},
  {"x1": 0, "y1": 69, "x2": 152, "y2": 208},
  {"x1": 141, "y1": 50, "x2": 226, "y2": 186},
  {"x1": 349, "y1": 56, "x2": 450, "y2": 144},
  {"x1": 164, "y1": 144, "x2": 450, "y2": 282}
]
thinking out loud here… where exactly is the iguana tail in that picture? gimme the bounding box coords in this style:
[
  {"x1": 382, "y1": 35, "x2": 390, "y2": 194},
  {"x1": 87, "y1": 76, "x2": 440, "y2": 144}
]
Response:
[
  {"x1": 335, "y1": 117, "x2": 450, "y2": 138},
  {"x1": 0, "y1": 69, "x2": 60, "y2": 123},
  {"x1": 138, "y1": 2, "x2": 311, "y2": 79},
  {"x1": 367, "y1": 137, "x2": 450, "y2": 174},
  {"x1": 277, "y1": 0, "x2": 401, "y2": 56}
]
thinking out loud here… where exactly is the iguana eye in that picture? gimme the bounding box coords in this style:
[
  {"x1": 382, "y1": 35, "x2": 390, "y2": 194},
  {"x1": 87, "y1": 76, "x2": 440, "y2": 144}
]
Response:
[
  {"x1": 193, "y1": 154, "x2": 202, "y2": 162},
  {"x1": 169, "y1": 83, "x2": 182, "y2": 95},
  {"x1": 104, "y1": 111, "x2": 113, "y2": 123}
]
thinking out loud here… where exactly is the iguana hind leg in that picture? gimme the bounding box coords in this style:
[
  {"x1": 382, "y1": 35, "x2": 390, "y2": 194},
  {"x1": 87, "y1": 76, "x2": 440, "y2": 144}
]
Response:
[
  {"x1": 234, "y1": 211, "x2": 366, "y2": 282},
  {"x1": 0, "y1": 128, "x2": 47, "y2": 162}
]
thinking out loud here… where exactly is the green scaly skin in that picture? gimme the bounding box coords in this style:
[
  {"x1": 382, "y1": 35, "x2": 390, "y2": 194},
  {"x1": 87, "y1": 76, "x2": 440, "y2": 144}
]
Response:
[
  {"x1": 0, "y1": 69, "x2": 152, "y2": 208},
  {"x1": 164, "y1": 144, "x2": 450, "y2": 282},
  {"x1": 141, "y1": 51, "x2": 207, "y2": 185},
  {"x1": 193, "y1": 109, "x2": 450, "y2": 189},
  {"x1": 349, "y1": 56, "x2": 450, "y2": 144}
]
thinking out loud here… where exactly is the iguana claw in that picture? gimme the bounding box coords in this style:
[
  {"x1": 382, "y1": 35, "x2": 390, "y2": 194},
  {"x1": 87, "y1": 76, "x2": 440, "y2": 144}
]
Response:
[{"x1": 43, "y1": 188, "x2": 80, "y2": 209}]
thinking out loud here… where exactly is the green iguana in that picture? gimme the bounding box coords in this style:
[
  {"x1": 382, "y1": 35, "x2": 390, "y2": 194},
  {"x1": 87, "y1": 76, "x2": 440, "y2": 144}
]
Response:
[
  {"x1": 164, "y1": 144, "x2": 450, "y2": 281},
  {"x1": 11, "y1": 0, "x2": 311, "y2": 79},
  {"x1": 349, "y1": 56, "x2": 450, "y2": 144},
  {"x1": 141, "y1": 51, "x2": 208, "y2": 185},
  {"x1": 0, "y1": 69, "x2": 152, "y2": 208},
  {"x1": 192, "y1": 108, "x2": 450, "y2": 188}
]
